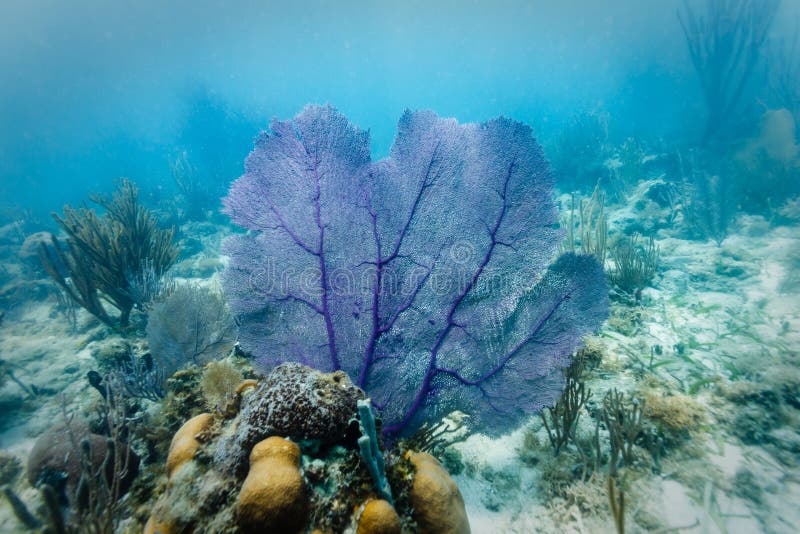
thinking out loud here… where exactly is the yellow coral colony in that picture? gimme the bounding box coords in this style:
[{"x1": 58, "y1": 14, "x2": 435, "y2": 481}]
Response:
[
  {"x1": 165, "y1": 413, "x2": 213, "y2": 479},
  {"x1": 406, "y1": 451, "x2": 471, "y2": 534},
  {"x1": 145, "y1": 413, "x2": 213, "y2": 534},
  {"x1": 356, "y1": 498, "x2": 402, "y2": 534},
  {"x1": 237, "y1": 436, "x2": 308, "y2": 534}
]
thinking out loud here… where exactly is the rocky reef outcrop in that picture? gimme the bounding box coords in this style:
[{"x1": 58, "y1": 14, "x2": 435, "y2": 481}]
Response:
[
  {"x1": 213, "y1": 362, "x2": 366, "y2": 476},
  {"x1": 145, "y1": 362, "x2": 470, "y2": 534}
]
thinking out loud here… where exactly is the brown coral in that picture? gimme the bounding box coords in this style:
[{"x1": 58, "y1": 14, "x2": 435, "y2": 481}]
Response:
[
  {"x1": 406, "y1": 451, "x2": 470, "y2": 534},
  {"x1": 27, "y1": 421, "x2": 139, "y2": 503},
  {"x1": 166, "y1": 413, "x2": 213, "y2": 478},
  {"x1": 356, "y1": 498, "x2": 402, "y2": 534},
  {"x1": 237, "y1": 436, "x2": 308, "y2": 534}
]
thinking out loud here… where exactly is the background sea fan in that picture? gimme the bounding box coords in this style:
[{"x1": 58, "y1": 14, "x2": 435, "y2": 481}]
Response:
[
  {"x1": 146, "y1": 283, "x2": 238, "y2": 376},
  {"x1": 222, "y1": 104, "x2": 608, "y2": 436}
]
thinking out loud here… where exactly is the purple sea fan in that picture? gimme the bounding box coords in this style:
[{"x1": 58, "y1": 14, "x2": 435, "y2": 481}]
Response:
[{"x1": 222, "y1": 104, "x2": 608, "y2": 437}]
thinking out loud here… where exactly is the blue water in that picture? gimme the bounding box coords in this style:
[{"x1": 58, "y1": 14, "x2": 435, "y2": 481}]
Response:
[
  {"x1": 2, "y1": 1, "x2": 800, "y2": 533},
  {"x1": 6, "y1": 0, "x2": 790, "y2": 212}
]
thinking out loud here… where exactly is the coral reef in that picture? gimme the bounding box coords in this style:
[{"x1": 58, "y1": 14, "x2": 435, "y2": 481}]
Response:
[
  {"x1": 561, "y1": 185, "x2": 608, "y2": 264},
  {"x1": 404, "y1": 413, "x2": 471, "y2": 462},
  {"x1": 143, "y1": 362, "x2": 468, "y2": 533},
  {"x1": 105, "y1": 352, "x2": 167, "y2": 402},
  {"x1": 681, "y1": 169, "x2": 738, "y2": 245},
  {"x1": 17, "y1": 231, "x2": 52, "y2": 271},
  {"x1": 2, "y1": 484, "x2": 69, "y2": 533},
  {"x1": 4, "y1": 94, "x2": 799, "y2": 534},
  {"x1": 146, "y1": 366, "x2": 209, "y2": 453},
  {"x1": 170, "y1": 150, "x2": 210, "y2": 222},
  {"x1": 17, "y1": 380, "x2": 143, "y2": 534},
  {"x1": 147, "y1": 460, "x2": 234, "y2": 533},
  {"x1": 719, "y1": 364, "x2": 800, "y2": 464},
  {"x1": 606, "y1": 473, "x2": 625, "y2": 534}
]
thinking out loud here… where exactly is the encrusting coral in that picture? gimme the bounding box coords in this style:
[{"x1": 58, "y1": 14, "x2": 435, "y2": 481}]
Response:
[{"x1": 237, "y1": 436, "x2": 308, "y2": 534}]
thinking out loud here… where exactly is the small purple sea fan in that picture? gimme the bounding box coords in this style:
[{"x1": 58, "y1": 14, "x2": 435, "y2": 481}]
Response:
[{"x1": 222, "y1": 104, "x2": 608, "y2": 437}]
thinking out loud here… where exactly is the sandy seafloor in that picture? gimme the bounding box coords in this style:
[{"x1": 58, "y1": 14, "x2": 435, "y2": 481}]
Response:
[{"x1": 0, "y1": 181, "x2": 799, "y2": 534}]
